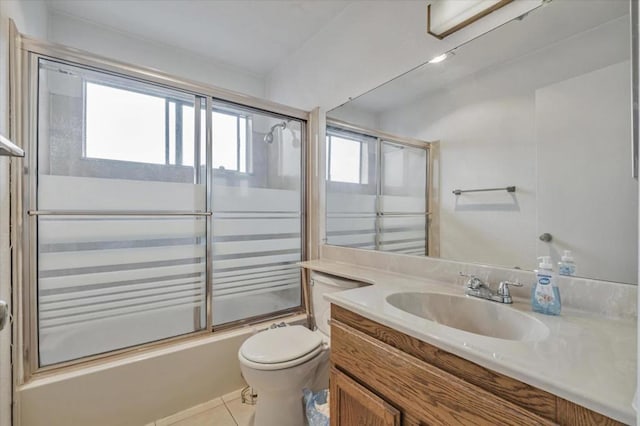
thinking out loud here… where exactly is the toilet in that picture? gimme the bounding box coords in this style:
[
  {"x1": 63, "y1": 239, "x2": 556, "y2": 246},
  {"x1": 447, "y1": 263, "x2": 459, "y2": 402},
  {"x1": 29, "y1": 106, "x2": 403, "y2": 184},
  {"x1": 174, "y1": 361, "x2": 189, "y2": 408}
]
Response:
[{"x1": 238, "y1": 272, "x2": 363, "y2": 426}]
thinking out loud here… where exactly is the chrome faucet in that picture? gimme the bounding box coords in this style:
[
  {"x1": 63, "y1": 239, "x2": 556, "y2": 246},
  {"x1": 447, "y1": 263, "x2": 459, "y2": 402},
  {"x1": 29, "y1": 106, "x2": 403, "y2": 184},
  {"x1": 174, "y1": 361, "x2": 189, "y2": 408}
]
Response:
[{"x1": 460, "y1": 273, "x2": 522, "y2": 304}]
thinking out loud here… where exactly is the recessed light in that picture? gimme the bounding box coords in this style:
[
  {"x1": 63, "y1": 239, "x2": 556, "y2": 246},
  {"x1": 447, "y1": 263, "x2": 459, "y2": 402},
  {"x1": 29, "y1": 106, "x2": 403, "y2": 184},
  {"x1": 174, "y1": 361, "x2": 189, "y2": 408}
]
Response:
[{"x1": 428, "y1": 53, "x2": 448, "y2": 64}]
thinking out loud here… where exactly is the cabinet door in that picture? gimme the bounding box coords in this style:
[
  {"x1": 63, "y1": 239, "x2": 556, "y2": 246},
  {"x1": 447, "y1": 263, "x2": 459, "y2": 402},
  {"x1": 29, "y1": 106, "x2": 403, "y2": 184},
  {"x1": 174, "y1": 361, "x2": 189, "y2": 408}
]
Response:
[
  {"x1": 330, "y1": 367, "x2": 401, "y2": 426},
  {"x1": 331, "y1": 321, "x2": 555, "y2": 425}
]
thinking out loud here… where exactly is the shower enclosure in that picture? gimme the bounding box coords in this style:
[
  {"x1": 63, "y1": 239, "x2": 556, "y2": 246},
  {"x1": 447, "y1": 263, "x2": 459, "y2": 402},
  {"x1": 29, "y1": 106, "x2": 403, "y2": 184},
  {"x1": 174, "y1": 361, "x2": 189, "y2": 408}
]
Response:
[
  {"x1": 19, "y1": 51, "x2": 305, "y2": 370},
  {"x1": 325, "y1": 122, "x2": 435, "y2": 256}
]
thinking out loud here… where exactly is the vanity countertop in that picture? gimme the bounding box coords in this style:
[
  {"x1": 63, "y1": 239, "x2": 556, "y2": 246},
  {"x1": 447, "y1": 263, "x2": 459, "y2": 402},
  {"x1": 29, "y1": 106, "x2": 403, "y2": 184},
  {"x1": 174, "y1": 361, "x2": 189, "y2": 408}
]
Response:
[{"x1": 300, "y1": 259, "x2": 637, "y2": 425}]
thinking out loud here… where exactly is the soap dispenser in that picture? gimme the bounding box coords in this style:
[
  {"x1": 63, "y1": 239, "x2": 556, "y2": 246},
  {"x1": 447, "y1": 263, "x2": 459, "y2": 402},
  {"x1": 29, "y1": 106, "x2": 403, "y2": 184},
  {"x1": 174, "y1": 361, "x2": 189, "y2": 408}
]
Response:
[
  {"x1": 558, "y1": 250, "x2": 576, "y2": 276},
  {"x1": 532, "y1": 256, "x2": 561, "y2": 315}
]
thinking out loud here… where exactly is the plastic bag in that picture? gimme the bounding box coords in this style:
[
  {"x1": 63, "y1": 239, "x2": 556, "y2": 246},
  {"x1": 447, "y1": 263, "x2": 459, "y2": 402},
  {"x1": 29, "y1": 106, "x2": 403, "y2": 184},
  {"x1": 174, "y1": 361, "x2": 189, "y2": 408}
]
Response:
[{"x1": 303, "y1": 388, "x2": 329, "y2": 426}]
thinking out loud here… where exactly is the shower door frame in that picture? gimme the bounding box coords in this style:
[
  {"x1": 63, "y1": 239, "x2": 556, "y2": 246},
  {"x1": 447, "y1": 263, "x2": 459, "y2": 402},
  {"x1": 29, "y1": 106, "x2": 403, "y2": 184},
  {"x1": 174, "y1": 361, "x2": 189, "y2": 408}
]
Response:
[
  {"x1": 10, "y1": 26, "x2": 309, "y2": 382},
  {"x1": 325, "y1": 118, "x2": 439, "y2": 257}
]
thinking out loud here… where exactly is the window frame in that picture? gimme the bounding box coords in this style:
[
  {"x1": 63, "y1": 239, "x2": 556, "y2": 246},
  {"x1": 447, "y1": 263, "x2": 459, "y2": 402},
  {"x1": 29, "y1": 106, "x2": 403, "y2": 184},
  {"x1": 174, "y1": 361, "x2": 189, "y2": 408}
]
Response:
[{"x1": 81, "y1": 80, "x2": 254, "y2": 173}]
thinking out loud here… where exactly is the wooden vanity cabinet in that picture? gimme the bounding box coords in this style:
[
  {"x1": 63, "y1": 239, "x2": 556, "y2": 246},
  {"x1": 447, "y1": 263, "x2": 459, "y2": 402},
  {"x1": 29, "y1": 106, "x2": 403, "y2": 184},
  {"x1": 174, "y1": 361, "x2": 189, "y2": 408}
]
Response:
[
  {"x1": 330, "y1": 367, "x2": 401, "y2": 426},
  {"x1": 329, "y1": 305, "x2": 624, "y2": 426}
]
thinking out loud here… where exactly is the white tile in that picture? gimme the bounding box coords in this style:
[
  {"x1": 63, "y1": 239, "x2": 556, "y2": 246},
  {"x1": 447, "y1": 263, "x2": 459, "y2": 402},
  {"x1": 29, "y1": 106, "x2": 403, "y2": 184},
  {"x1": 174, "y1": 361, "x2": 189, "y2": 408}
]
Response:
[
  {"x1": 224, "y1": 397, "x2": 255, "y2": 426},
  {"x1": 156, "y1": 398, "x2": 226, "y2": 426},
  {"x1": 166, "y1": 405, "x2": 236, "y2": 426}
]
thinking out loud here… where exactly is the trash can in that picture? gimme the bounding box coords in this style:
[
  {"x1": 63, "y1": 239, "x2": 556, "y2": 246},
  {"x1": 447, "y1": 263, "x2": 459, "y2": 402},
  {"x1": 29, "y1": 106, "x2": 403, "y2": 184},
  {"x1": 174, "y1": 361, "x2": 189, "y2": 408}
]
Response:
[{"x1": 303, "y1": 388, "x2": 329, "y2": 426}]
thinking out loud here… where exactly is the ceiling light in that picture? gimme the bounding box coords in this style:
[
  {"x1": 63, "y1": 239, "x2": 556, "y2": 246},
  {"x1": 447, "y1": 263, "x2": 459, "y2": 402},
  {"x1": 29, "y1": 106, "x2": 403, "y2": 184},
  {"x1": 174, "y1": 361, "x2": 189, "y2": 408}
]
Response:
[
  {"x1": 428, "y1": 53, "x2": 448, "y2": 64},
  {"x1": 427, "y1": 0, "x2": 514, "y2": 39}
]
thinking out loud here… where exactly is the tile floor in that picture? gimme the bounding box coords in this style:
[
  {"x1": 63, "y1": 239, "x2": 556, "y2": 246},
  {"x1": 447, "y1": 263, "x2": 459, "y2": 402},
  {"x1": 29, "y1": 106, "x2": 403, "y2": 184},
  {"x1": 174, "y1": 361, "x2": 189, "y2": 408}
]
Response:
[{"x1": 148, "y1": 389, "x2": 255, "y2": 426}]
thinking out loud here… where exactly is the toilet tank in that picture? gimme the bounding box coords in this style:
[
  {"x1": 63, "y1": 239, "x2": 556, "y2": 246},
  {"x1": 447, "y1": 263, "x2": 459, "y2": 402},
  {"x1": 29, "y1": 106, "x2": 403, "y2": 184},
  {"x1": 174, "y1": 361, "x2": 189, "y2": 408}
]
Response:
[{"x1": 310, "y1": 272, "x2": 365, "y2": 336}]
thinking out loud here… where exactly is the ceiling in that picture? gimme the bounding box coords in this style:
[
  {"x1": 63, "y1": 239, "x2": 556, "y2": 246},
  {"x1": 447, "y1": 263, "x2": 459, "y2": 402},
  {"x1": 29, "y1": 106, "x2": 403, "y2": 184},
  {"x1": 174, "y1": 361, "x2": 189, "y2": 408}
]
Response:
[
  {"x1": 45, "y1": 0, "x2": 351, "y2": 75},
  {"x1": 335, "y1": 0, "x2": 630, "y2": 114}
]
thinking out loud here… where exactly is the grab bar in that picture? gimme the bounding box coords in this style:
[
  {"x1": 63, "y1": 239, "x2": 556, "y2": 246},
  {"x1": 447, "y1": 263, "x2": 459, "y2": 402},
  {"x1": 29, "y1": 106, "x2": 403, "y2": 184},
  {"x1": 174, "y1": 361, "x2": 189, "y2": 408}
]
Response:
[
  {"x1": 453, "y1": 186, "x2": 515, "y2": 195},
  {"x1": 0, "y1": 133, "x2": 24, "y2": 157}
]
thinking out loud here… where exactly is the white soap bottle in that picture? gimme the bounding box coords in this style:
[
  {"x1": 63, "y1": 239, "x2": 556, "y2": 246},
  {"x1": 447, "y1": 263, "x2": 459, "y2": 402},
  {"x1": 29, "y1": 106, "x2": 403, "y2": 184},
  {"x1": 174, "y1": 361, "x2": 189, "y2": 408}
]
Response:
[
  {"x1": 558, "y1": 250, "x2": 576, "y2": 276},
  {"x1": 532, "y1": 256, "x2": 561, "y2": 315}
]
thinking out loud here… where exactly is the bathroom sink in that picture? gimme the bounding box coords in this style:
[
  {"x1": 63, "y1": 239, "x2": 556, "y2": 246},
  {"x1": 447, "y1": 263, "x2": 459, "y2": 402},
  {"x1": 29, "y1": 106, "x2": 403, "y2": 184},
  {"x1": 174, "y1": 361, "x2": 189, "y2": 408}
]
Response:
[{"x1": 385, "y1": 292, "x2": 549, "y2": 341}]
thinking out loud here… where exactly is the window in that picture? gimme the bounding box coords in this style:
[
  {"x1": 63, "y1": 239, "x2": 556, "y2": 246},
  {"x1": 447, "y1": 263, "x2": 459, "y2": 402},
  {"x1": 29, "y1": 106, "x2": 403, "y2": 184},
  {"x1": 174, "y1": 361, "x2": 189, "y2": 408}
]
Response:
[
  {"x1": 84, "y1": 83, "x2": 250, "y2": 172},
  {"x1": 326, "y1": 131, "x2": 369, "y2": 184},
  {"x1": 85, "y1": 83, "x2": 166, "y2": 164},
  {"x1": 212, "y1": 110, "x2": 249, "y2": 172},
  {"x1": 29, "y1": 57, "x2": 304, "y2": 368}
]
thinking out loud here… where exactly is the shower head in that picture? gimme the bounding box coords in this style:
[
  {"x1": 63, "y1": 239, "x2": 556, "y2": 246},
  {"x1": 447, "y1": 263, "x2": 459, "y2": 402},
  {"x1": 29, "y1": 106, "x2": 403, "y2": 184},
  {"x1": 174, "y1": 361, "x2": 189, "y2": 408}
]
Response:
[{"x1": 264, "y1": 121, "x2": 287, "y2": 144}]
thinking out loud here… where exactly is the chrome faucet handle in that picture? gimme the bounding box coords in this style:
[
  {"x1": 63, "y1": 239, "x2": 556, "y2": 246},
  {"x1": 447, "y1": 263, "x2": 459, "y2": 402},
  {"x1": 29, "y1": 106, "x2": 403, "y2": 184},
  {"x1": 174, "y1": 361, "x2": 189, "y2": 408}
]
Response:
[
  {"x1": 459, "y1": 272, "x2": 485, "y2": 289},
  {"x1": 497, "y1": 280, "x2": 523, "y2": 303}
]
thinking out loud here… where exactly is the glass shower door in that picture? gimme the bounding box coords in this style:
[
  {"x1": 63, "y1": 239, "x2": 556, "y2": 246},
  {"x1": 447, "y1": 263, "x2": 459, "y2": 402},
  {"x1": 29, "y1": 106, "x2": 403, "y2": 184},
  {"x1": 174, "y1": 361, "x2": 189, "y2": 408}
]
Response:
[
  {"x1": 211, "y1": 101, "x2": 303, "y2": 325},
  {"x1": 379, "y1": 141, "x2": 429, "y2": 256},
  {"x1": 36, "y1": 59, "x2": 208, "y2": 366}
]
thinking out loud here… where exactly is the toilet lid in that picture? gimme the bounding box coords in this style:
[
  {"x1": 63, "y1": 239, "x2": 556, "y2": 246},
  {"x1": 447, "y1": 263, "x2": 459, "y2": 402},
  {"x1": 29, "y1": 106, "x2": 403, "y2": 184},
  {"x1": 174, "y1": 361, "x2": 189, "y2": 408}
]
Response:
[{"x1": 240, "y1": 326, "x2": 323, "y2": 364}]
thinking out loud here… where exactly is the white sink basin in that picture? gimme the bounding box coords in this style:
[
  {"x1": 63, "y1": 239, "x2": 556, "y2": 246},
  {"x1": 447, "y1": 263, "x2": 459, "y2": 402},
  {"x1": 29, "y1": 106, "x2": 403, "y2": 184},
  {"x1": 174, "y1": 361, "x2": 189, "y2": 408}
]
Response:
[{"x1": 386, "y1": 292, "x2": 549, "y2": 341}]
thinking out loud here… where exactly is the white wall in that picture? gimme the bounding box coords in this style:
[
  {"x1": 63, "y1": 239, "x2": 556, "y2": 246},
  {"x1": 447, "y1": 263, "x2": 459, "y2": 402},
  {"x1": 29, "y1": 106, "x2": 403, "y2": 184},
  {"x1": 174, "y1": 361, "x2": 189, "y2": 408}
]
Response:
[
  {"x1": 48, "y1": 11, "x2": 266, "y2": 98},
  {"x1": 536, "y1": 62, "x2": 636, "y2": 284},
  {"x1": 377, "y1": 16, "x2": 635, "y2": 283},
  {"x1": 327, "y1": 102, "x2": 379, "y2": 130},
  {"x1": 266, "y1": 0, "x2": 543, "y2": 111},
  {"x1": 382, "y1": 76, "x2": 538, "y2": 271},
  {"x1": 0, "y1": 3, "x2": 48, "y2": 426}
]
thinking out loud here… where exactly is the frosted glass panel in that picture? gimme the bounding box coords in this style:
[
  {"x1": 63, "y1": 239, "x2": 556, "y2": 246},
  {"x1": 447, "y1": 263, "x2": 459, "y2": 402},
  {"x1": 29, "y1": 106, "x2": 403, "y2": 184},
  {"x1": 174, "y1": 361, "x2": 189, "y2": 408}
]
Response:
[
  {"x1": 211, "y1": 102, "x2": 303, "y2": 325},
  {"x1": 325, "y1": 215, "x2": 377, "y2": 249},
  {"x1": 380, "y1": 141, "x2": 428, "y2": 255},
  {"x1": 380, "y1": 215, "x2": 427, "y2": 256},
  {"x1": 38, "y1": 216, "x2": 207, "y2": 366},
  {"x1": 381, "y1": 141, "x2": 427, "y2": 212}
]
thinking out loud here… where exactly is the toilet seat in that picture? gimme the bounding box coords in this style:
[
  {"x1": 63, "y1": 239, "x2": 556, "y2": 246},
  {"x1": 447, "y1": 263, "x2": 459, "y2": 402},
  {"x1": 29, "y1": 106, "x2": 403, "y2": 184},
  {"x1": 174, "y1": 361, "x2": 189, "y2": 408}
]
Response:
[
  {"x1": 239, "y1": 344, "x2": 325, "y2": 371},
  {"x1": 239, "y1": 326, "x2": 326, "y2": 371}
]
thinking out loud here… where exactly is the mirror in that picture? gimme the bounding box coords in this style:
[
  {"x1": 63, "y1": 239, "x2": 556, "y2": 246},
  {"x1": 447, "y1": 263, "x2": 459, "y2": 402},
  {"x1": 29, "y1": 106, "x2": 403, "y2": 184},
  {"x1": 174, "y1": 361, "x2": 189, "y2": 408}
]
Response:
[{"x1": 325, "y1": 0, "x2": 638, "y2": 285}]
